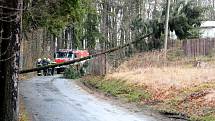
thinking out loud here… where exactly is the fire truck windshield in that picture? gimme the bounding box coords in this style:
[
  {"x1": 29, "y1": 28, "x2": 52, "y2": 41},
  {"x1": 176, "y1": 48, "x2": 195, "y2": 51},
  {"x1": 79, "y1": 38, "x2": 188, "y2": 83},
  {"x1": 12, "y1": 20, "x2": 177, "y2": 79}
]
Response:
[
  {"x1": 55, "y1": 52, "x2": 67, "y2": 58},
  {"x1": 55, "y1": 52, "x2": 75, "y2": 59},
  {"x1": 68, "y1": 52, "x2": 74, "y2": 59}
]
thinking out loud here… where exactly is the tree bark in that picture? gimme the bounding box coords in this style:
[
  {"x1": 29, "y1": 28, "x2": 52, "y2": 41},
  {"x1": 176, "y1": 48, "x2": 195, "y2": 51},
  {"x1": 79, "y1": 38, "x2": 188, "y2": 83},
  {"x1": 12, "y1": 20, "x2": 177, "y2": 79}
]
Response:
[{"x1": 0, "y1": 0, "x2": 22, "y2": 120}]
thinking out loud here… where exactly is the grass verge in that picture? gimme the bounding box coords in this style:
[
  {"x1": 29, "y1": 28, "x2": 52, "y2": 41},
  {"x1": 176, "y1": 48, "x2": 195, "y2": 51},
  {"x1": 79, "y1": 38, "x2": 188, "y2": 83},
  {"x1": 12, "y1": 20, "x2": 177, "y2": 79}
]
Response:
[
  {"x1": 199, "y1": 115, "x2": 215, "y2": 121},
  {"x1": 80, "y1": 76, "x2": 215, "y2": 121},
  {"x1": 81, "y1": 76, "x2": 151, "y2": 103},
  {"x1": 73, "y1": 50, "x2": 215, "y2": 120}
]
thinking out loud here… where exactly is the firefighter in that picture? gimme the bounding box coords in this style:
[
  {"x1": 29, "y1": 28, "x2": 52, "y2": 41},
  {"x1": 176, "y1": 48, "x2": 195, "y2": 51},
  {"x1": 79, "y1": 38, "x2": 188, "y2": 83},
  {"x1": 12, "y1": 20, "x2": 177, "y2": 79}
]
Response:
[
  {"x1": 42, "y1": 58, "x2": 49, "y2": 76},
  {"x1": 50, "y1": 61, "x2": 56, "y2": 75},
  {"x1": 47, "y1": 58, "x2": 52, "y2": 75},
  {"x1": 36, "y1": 58, "x2": 42, "y2": 76}
]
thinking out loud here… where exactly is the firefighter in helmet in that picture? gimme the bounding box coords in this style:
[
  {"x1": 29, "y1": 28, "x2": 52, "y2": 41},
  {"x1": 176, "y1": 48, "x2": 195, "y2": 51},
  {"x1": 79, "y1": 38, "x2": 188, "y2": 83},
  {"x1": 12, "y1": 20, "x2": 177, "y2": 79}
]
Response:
[{"x1": 42, "y1": 58, "x2": 49, "y2": 76}]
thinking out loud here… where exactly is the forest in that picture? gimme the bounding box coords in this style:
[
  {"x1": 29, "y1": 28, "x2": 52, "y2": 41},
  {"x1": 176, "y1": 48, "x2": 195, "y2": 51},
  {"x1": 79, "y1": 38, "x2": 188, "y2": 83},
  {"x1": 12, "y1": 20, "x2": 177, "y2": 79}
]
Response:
[{"x1": 20, "y1": 0, "x2": 210, "y2": 71}]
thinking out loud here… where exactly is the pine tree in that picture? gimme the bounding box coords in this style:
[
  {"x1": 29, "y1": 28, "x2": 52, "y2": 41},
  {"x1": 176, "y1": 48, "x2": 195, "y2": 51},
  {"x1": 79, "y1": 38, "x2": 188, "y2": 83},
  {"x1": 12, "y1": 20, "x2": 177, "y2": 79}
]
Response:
[{"x1": 0, "y1": 0, "x2": 22, "y2": 120}]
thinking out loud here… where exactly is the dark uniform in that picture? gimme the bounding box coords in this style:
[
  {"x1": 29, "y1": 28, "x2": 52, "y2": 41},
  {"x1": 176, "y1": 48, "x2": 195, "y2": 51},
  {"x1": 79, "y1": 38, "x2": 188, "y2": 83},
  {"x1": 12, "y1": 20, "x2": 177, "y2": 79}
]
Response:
[{"x1": 42, "y1": 58, "x2": 49, "y2": 76}]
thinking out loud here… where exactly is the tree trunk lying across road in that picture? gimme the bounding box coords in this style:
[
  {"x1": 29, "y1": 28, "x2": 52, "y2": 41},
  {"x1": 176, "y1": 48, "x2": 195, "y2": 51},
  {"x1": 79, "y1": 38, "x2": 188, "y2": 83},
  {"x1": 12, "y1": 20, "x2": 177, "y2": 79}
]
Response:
[{"x1": 19, "y1": 33, "x2": 152, "y2": 74}]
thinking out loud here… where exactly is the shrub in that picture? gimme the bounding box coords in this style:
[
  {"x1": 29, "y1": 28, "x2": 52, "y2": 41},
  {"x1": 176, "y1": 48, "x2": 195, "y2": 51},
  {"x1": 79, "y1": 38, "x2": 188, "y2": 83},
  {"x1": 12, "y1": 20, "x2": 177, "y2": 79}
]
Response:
[{"x1": 64, "y1": 65, "x2": 81, "y2": 79}]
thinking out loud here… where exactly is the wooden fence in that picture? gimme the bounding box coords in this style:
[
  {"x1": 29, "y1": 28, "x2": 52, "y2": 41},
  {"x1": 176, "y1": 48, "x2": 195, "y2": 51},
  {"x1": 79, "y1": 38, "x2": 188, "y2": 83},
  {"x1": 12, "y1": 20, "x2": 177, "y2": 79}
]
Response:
[
  {"x1": 87, "y1": 52, "x2": 106, "y2": 75},
  {"x1": 86, "y1": 49, "x2": 128, "y2": 75},
  {"x1": 168, "y1": 38, "x2": 215, "y2": 57},
  {"x1": 182, "y1": 38, "x2": 215, "y2": 57},
  {"x1": 86, "y1": 38, "x2": 215, "y2": 75}
]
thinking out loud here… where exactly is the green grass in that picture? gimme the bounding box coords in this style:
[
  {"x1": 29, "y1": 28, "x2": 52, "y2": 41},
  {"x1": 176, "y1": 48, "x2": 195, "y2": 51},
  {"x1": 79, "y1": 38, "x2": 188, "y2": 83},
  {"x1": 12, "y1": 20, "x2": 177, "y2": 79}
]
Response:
[
  {"x1": 199, "y1": 115, "x2": 215, "y2": 121},
  {"x1": 191, "y1": 114, "x2": 215, "y2": 121},
  {"x1": 81, "y1": 76, "x2": 151, "y2": 102}
]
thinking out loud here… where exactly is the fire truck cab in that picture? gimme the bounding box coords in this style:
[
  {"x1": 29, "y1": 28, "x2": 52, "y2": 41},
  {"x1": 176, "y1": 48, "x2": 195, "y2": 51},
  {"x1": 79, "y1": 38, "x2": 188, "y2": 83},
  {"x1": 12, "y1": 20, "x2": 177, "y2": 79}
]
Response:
[{"x1": 54, "y1": 49, "x2": 89, "y2": 74}]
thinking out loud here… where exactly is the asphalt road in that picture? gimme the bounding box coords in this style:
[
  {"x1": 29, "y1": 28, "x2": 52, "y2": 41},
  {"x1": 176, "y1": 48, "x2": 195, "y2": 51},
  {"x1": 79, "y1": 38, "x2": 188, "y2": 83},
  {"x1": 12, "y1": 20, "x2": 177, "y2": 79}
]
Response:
[{"x1": 20, "y1": 76, "x2": 173, "y2": 121}]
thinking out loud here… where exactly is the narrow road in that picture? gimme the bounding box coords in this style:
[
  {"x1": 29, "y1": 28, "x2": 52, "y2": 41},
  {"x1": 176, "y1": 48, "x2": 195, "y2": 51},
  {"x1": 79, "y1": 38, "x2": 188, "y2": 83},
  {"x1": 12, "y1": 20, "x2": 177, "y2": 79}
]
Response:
[{"x1": 20, "y1": 76, "x2": 170, "y2": 121}]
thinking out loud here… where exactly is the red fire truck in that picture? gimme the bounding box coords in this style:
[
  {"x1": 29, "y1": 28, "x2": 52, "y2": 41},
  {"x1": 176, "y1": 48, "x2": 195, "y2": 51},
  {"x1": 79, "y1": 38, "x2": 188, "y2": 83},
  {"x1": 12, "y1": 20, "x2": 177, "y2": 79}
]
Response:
[{"x1": 54, "y1": 49, "x2": 89, "y2": 74}]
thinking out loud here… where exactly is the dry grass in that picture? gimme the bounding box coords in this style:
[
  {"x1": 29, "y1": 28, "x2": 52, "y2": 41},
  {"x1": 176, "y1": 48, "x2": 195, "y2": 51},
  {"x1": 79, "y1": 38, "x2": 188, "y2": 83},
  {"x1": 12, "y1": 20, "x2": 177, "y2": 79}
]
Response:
[
  {"x1": 107, "y1": 50, "x2": 215, "y2": 100},
  {"x1": 106, "y1": 50, "x2": 215, "y2": 118},
  {"x1": 107, "y1": 67, "x2": 215, "y2": 100}
]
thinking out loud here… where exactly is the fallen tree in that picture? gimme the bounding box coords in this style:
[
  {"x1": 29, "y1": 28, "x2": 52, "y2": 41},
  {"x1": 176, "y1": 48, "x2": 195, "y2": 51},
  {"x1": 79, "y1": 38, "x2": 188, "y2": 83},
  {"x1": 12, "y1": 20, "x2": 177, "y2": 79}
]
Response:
[{"x1": 19, "y1": 33, "x2": 152, "y2": 74}]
